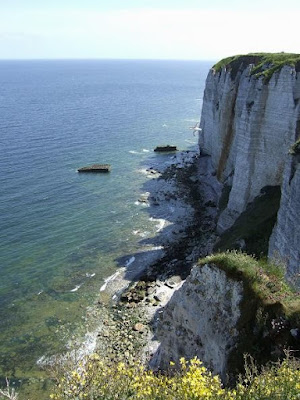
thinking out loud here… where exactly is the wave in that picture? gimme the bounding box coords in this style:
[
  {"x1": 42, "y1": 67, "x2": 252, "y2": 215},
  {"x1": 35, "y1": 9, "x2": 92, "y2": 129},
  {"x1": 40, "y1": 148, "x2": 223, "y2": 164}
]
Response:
[
  {"x1": 70, "y1": 284, "x2": 83, "y2": 292},
  {"x1": 185, "y1": 139, "x2": 197, "y2": 144},
  {"x1": 149, "y1": 217, "x2": 166, "y2": 232},
  {"x1": 129, "y1": 150, "x2": 141, "y2": 154},
  {"x1": 134, "y1": 201, "x2": 149, "y2": 207},
  {"x1": 100, "y1": 270, "x2": 120, "y2": 292},
  {"x1": 132, "y1": 229, "x2": 149, "y2": 238},
  {"x1": 125, "y1": 256, "x2": 135, "y2": 267},
  {"x1": 150, "y1": 245, "x2": 164, "y2": 251}
]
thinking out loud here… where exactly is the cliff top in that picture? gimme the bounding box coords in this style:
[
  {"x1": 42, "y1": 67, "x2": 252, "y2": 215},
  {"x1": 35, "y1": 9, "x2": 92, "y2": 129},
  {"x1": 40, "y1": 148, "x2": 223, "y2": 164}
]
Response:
[
  {"x1": 198, "y1": 251, "x2": 300, "y2": 321},
  {"x1": 213, "y1": 52, "x2": 300, "y2": 81}
]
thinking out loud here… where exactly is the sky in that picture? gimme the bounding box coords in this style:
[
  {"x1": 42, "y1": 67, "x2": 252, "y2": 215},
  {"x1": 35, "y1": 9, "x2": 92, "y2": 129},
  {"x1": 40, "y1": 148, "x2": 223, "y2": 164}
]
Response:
[{"x1": 0, "y1": 0, "x2": 299, "y2": 60}]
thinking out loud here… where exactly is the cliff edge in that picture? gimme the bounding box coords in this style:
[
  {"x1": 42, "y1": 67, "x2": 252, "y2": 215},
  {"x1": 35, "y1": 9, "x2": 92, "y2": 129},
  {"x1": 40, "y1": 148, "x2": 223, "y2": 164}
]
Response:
[{"x1": 199, "y1": 53, "x2": 300, "y2": 282}]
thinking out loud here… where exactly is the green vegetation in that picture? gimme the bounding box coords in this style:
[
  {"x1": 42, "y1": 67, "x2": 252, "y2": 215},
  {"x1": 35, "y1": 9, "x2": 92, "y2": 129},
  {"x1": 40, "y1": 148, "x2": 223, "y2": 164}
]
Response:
[
  {"x1": 213, "y1": 52, "x2": 300, "y2": 82},
  {"x1": 46, "y1": 354, "x2": 300, "y2": 399},
  {"x1": 198, "y1": 252, "x2": 298, "y2": 312},
  {"x1": 289, "y1": 138, "x2": 300, "y2": 155},
  {"x1": 198, "y1": 252, "x2": 300, "y2": 373}
]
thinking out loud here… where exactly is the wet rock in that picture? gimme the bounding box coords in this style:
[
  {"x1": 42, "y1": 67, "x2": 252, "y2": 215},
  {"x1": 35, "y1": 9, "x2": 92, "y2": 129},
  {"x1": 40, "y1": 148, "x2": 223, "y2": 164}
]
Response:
[
  {"x1": 204, "y1": 200, "x2": 217, "y2": 207},
  {"x1": 165, "y1": 275, "x2": 182, "y2": 288}
]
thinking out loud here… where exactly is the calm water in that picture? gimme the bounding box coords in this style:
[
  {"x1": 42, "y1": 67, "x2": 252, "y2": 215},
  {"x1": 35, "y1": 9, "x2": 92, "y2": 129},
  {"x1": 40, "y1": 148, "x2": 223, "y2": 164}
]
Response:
[{"x1": 0, "y1": 59, "x2": 210, "y2": 392}]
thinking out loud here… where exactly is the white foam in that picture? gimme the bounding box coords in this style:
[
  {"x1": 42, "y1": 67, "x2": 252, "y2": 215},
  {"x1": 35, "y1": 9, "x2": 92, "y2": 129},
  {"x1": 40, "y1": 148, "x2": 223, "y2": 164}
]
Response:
[
  {"x1": 125, "y1": 256, "x2": 135, "y2": 267},
  {"x1": 100, "y1": 270, "x2": 120, "y2": 292},
  {"x1": 142, "y1": 149, "x2": 150, "y2": 153},
  {"x1": 162, "y1": 124, "x2": 168, "y2": 127},
  {"x1": 129, "y1": 150, "x2": 141, "y2": 154},
  {"x1": 86, "y1": 273, "x2": 96, "y2": 278},
  {"x1": 134, "y1": 201, "x2": 149, "y2": 207},
  {"x1": 137, "y1": 168, "x2": 149, "y2": 175},
  {"x1": 70, "y1": 284, "x2": 82, "y2": 292},
  {"x1": 150, "y1": 217, "x2": 166, "y2": 232},
  {"x1": 185, "y1": 139, "x2": 197, "y2": 144},
  {"x1": 150, "y1": 245, "x2": 164, "y2": 251}
]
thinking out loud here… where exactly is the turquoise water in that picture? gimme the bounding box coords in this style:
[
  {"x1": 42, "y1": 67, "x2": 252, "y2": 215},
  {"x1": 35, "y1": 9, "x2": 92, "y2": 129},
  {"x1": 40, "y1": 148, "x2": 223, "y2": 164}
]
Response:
[{"x1": 0, "y1": 60, "x2": 210, "y2": 390}]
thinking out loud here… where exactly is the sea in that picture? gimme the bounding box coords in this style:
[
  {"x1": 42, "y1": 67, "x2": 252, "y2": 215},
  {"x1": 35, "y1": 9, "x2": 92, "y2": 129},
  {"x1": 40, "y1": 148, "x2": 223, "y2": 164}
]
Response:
[{"x1": 0, "y1": 59, "x2": 211, "y2": 397}]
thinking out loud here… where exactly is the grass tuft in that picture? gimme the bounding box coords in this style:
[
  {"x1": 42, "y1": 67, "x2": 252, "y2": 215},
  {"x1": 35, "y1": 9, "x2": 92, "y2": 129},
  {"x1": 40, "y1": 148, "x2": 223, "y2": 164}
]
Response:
[{"x1": 198, "y1": 251, "x2": 298, "y2": 314}]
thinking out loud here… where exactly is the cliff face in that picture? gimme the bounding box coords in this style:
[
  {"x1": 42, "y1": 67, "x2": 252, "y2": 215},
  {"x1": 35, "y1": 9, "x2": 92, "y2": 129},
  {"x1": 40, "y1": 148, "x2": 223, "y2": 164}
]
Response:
[
  {"x1": 200, "y1": 61, "x2": 300, "y2": 232},
  {"x1": 269, "y1": 153, "x2": 300, "y2": 283},
  {"x1": 199, "y1": 56, "x2": 300, "y2": 280},
  {"x1": 150, "y1": 264, "x2": 243, "y2": 379}
]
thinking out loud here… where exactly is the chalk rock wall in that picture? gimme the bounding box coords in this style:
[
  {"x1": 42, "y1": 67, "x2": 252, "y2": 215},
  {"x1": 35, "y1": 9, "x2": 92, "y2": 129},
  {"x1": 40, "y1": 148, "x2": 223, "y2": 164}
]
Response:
[
  {"x1": 199, "y1": 63, "x2": 300, "y2": 233},
  {"x1": 269, "y1": 153, "x2": 300, "y2": 283},
  {"x1": 150, "y1": 264, "x2": 243, "y2": 379}
]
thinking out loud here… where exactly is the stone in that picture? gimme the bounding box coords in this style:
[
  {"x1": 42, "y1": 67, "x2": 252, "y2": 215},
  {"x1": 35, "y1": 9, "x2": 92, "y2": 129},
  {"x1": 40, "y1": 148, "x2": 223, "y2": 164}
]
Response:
[
  {"x1": 154, "y1": 145, "x2": 177, "y2": 152},
  {"x1": 133, "y1": 323, "x2": 145, "y2": 333}
]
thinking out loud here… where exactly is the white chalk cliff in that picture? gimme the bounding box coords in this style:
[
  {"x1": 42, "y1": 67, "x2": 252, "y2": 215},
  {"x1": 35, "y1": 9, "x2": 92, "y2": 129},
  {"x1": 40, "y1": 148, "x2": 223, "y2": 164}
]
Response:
[
  {"x1": 269, "y1": 152, "x2": 300, "y2": 283},
  {"x1": 199, "y1": 56, "x2": 300, "y2": 280},
  {"x1": 151, "y1": 264, "x2": 243, "y2": 378},
  {"x1": 149, "y1": 56, "x2": 300, "y2": 379}
]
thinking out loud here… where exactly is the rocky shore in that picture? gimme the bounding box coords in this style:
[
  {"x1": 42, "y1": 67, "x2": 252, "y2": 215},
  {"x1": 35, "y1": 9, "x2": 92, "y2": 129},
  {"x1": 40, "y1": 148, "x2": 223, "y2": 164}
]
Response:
[{"x1": 92, "y1": 149, "x2": 222, "y2": 366}]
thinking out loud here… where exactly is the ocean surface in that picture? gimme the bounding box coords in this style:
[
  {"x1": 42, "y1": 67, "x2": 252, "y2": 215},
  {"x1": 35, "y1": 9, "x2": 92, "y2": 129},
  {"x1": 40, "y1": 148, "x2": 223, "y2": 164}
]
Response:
[{"x1": 0, "y1": 59, "x2": 211, "y2": 395}]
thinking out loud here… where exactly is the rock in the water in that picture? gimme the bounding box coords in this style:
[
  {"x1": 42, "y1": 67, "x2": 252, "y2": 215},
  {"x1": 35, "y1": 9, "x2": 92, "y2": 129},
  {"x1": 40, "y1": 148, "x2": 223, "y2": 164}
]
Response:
[
  {"x1": 78, "y1": 164, "x2": 111, "y2": 173},
  {"x1": 154, "y1": 145, "x2": 177, "y2": 152}
]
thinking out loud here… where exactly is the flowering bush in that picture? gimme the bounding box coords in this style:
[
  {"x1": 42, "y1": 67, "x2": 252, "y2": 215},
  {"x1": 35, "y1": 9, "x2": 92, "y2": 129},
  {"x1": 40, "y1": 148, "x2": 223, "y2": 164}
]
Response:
[{"x1": 50, "y1": 354, "x2": 300, "y2": 400}]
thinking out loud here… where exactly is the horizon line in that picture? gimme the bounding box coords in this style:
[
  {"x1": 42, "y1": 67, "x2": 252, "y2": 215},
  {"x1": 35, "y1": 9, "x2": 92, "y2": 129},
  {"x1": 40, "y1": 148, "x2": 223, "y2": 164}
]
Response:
[{"x1": 0, "y1": 57, "x2": 217, "y2": 62}]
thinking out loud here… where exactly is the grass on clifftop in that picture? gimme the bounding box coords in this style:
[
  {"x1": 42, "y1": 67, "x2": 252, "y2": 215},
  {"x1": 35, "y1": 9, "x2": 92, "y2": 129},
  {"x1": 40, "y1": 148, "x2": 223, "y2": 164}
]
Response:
[
  {"x1": 198, "y1": 251, "x2": 300, "y2": 318},
  {"x1": 213, "y1": 52, "x2": 300, "y2": 81}
]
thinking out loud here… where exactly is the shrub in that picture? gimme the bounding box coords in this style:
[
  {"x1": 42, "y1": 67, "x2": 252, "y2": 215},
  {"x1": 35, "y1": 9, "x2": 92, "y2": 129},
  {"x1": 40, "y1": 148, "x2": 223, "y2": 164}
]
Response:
[{"x1": 49, "y1": 354, "x2": 300, "y2": 400}]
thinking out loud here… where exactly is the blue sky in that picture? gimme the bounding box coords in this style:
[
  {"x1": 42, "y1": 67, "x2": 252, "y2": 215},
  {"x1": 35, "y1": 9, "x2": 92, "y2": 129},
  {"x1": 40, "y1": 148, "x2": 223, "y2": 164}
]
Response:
[{"x1": 0, "y1": 0, "x2": 299, "y2": 60}]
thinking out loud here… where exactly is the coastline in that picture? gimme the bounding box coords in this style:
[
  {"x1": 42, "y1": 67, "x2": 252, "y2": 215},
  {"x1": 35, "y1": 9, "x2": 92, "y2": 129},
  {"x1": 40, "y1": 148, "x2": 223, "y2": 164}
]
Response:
[{"x1": 90, "y1": 147, "x2": 221, "y2": 366}]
